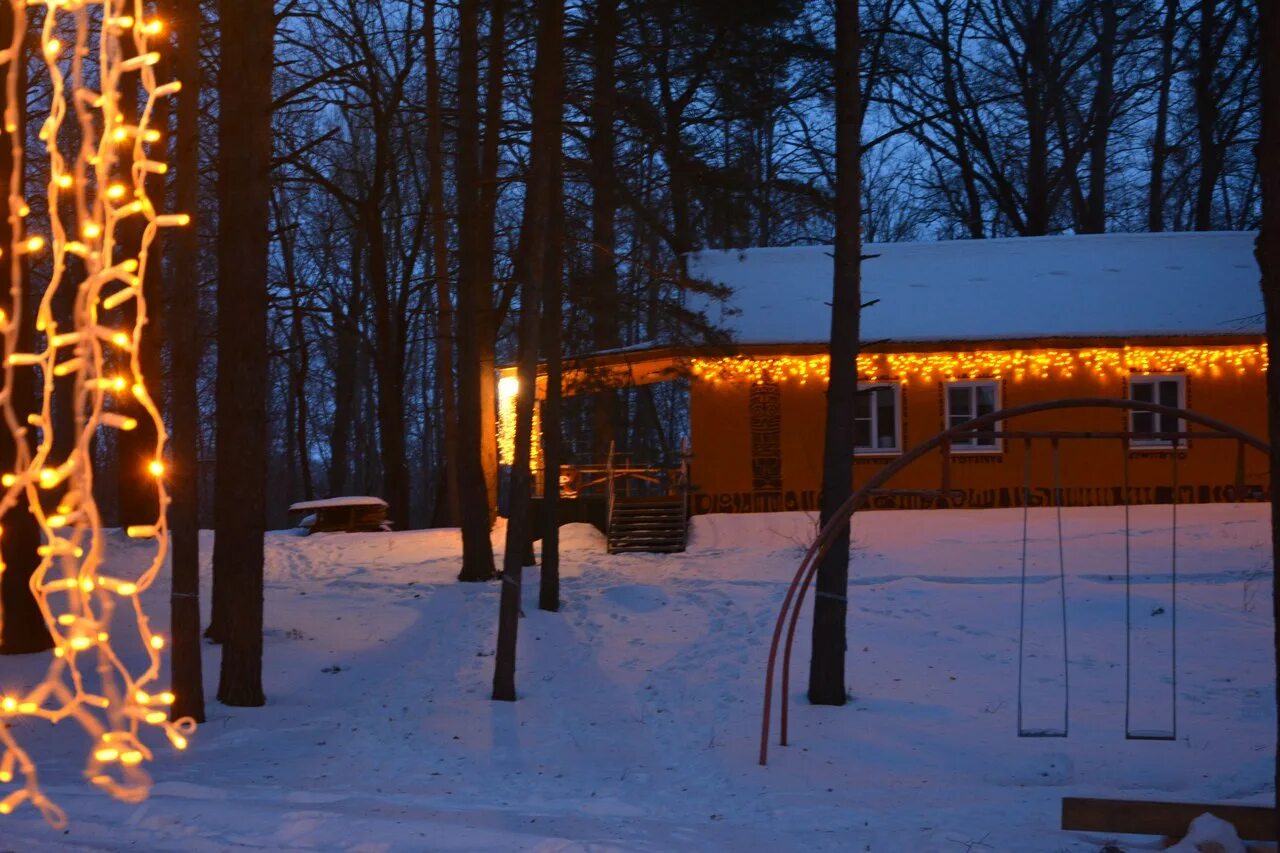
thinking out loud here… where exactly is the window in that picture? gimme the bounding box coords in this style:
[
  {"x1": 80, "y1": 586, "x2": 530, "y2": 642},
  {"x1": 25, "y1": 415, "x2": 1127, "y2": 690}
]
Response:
[
  {"x1": 854, "y1": 383, "x2": 901, "y2": 454},
  {"x1": 1129, "y1": 374, "x2": 1186, "y2": 447},
  {"x1": 945, "y1": 380, "x2": 1000, "y2": 450}
]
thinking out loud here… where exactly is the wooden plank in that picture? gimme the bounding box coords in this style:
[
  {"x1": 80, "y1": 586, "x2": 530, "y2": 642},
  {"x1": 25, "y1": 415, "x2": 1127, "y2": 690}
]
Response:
[{"x1": 1062, "y1": 797, "x2": 1278, "y2": 841}]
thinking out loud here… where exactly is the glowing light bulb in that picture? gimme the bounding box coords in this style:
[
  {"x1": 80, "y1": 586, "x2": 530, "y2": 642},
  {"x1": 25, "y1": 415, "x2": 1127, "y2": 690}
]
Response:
[{"x1": 148, "y1": 460, "x2": 165, "y2": 477}]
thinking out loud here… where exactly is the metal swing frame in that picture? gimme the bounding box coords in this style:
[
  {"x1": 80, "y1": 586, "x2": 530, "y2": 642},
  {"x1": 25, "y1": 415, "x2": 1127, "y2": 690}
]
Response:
[
  {"x1": 1016, "y1": 438, "x2": 1070, "y2": 738},
  {"x1": 758, "y1": 397, "x2": 1269, "y2": 766}
]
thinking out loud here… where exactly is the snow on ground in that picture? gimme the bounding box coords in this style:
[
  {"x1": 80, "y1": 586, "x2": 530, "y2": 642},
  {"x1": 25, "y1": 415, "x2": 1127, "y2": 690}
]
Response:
[{"x1": 0, "y1": 505, "x2": 1273, "y2": 851}]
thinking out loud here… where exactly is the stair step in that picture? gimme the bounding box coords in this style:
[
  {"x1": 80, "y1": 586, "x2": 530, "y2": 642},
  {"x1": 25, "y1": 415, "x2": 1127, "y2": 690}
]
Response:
[
  {"x1": 609, "y1": 542, "x2": 685, "y2": 551},
  {"x1": 614, "y1": 514, "x2": 686, "y2": 522}
]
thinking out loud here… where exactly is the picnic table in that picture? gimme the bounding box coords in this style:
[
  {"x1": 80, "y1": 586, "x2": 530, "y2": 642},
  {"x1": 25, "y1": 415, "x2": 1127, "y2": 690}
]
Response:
[{"x1": 289, "y1": 496, "x2": 391, "y2": 534}]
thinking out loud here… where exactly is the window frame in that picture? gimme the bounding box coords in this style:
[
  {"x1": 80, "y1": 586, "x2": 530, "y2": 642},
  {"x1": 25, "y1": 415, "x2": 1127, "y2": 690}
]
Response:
[
  {"x1": 853, "y1": 381, "x2": 903, "y2": 456},
  {"x1": 943, "y1": 379, "x2": 1002, "y2": 453},
  {"x1": 1127, "y1": 372, "x2": 1187, "y2": 449}
]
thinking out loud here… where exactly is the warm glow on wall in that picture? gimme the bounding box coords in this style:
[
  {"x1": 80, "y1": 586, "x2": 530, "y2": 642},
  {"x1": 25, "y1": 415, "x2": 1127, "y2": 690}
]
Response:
[
  {"x1": 690, "y1": 344, "x2": 1267, "y2": 386},
  {"x1": 0, "y1": 0, "x2": 194, "y2": 827},
  {"x1": 496, "y1": 373, "x2": 540, "y2": 469}
]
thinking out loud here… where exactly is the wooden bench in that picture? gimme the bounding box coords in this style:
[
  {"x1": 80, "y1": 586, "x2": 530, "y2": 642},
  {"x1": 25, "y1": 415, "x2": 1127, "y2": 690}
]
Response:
[{"x1": 289, "y1": 497, "x2": 390, "y2": 534}]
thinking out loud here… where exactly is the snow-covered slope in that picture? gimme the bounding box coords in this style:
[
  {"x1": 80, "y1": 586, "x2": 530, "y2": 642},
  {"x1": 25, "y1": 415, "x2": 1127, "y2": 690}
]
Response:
[{"x1": 1, "y1": 505, "x2": 1273, "y2": 851}]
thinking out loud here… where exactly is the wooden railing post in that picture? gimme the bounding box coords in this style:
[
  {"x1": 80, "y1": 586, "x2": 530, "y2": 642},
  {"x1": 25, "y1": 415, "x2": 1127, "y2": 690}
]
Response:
[{"x1": 606, "y1": 439, "x2": 616, "y2": 533}]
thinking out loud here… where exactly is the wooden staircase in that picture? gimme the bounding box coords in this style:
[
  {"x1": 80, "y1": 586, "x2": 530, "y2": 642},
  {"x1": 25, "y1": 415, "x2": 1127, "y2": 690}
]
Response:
[{"x1": 607, "y1": 496, "x2": 687, "y2": 554}]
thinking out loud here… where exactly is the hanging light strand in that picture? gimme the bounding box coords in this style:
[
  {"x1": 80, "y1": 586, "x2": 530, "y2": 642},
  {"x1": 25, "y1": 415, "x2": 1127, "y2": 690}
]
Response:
[
  {"x1": 0, "y1": 0, "x2": 194, "y2": 827},
  {"x1": 689, "y1": 344, "x2": 1267, "y2": 386}
]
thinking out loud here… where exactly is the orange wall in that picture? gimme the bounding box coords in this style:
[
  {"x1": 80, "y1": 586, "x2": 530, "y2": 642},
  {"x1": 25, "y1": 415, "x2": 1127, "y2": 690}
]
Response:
[{"x1": 689, "y1": 355, "x2": 1267, "y2": 514}]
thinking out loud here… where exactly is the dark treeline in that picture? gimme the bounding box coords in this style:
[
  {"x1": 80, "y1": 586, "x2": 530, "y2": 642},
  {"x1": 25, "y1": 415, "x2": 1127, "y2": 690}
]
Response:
[{"x1": 156, "y1": 0, "x2": 1257, "y2": 536}]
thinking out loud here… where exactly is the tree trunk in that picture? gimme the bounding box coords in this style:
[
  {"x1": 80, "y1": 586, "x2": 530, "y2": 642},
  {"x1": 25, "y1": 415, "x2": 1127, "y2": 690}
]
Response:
[
  {"x1": 539, "y1": 141, "x2": 564, "y2": 614},
  {"x1": 1254, "y1": 0, "x2": 1278, "y2": 813},
  {"x1": 115, "y1": 34, "x2": 162, "y2": 528},
  {"x1": 365, "y1": 203, "x2": 410, "y2": 529},
  {"x1": 213, "y1": 0, "x2": 274, "y2": 707},
  {"x1": 476, "y1": 0, "x2": 508, "y2": 522},
  {"x1": 589, "y1": 0, "x2": 621, "y2": 457},
  {"x1": 164, "y1": 0, "x2": 205, "y2": 722},
  {"x1": 1082, "y1": 0, "x2": 1115, "y2": 234},
  {"x1": 1148, "y1": 0, "x2": 1178, "y2": 232},
  {"x1": 1022, "y1": 2, "x2": 1051, "y2": 236},
  {"x1": 0, "y1": 4, "x2": 48, "y2": 655},
  {"x1": 424, "y1": 0, "x2": 460, "y2": 528},
  {"x1": 809, "y1": 0, "x2": 860, "y2": 707},
  {"x1": 493, "y1": 0, "x2": 563, "y2": 701},
  {"x1": 328, "y1": 241, "x2": 362, "y2": 497},
  {"x1": 455, "y1": 0, "x2": 497, "y2": 581},
  {"x1": 1193, "y1": 0, "x2": 1219, "y2": 231}
]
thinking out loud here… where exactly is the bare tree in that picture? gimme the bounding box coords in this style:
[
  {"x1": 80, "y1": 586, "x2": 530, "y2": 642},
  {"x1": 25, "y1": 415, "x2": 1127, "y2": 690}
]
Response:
[
  {"x1": 0, "y1": 3, "x2": 48, "y2": 655},
  {"x1": 1254, "y1": 0, "x2": 1278, "y2": 810},
  {"x1": 809, "y1": 0, "x2": 860, "y2": 706},
  {"x1": 493, "y1": 0, "x2": 564, "y2": 701},
  {"x1": 424, "y1": 0, "x2": 460, "y2": 527},
  {"x1": 163, "y1": 0, "x2": 206, "y2": 723},
  {"x1": 456, "y1": 0, "x2": 498, "y2": 581},
  {"x1": 213, "y1": 0, "x2": 276, "y2": 706}
]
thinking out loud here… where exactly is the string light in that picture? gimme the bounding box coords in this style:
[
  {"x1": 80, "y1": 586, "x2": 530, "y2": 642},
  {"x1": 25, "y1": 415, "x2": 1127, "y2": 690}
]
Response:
[
  {"x1": 689, "y1": 344, "x2": 1267, "y2": 385},
  {"x1": 496, "y1": 375, "x2": 541, "y2": 468},
  {"x1": 0, "y1": 0, "x2": 195, "y2": 828}
]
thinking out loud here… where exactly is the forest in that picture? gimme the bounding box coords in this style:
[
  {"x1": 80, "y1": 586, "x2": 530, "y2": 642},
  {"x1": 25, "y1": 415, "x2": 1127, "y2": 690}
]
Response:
[
  {"x1": 0, "y1": 0, "x2": 1262, "y2": 714},
  {"x1": 180, "y1": 0, "x2": 1259, "y2": 533}
]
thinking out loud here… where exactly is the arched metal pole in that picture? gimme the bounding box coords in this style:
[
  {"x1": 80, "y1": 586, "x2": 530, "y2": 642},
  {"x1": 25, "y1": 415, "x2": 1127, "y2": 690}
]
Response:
[{"x1": 759, "y1": 397, "x2": 1269, "y2": 765}]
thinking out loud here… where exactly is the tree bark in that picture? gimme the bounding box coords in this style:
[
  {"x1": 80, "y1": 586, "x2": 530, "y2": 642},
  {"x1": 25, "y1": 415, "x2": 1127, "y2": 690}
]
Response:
[
  {"x1": 424, "y1": 0, "x2": 460, "y2": 528},
  {"x1": 0, "y1": 4, "x2": 48, "y2": 655},
  {"x1": 1192, "y1": 0, "x2": 1219, "y2": 231},
  {"x1": 589, "y1": 0, "x2": 621, "y2": 457},
  {"x1": 1082, "y1": 0, "x2": 1115, "y2": 234},
  {"x1": 1148, "y1": 0, "x2": 1178, "y2": 232},
  {"x1": 476, "y1": 0, "x2": 508, "y2": 522},
  {"x1": 164, "y1": 0, "x2": 205, "y2": 722},
  {"x1": 455, "y1": 0, "x2": 497, "y2": 581},
  {"x1": 213, "y1": 0, "x2": 274, "y2": 707},
  {"x1": 809, "y1": 0, "x2": 860, "y2": 707},
  {"x1": 328, "y1": 239, "x2": 362, "y2": 498},
  {"x1": 539, "y1": 140, "x2": 564, "y2": 614},
  {"x1": 493, "y1": 0, "x2": 563, "y2": 701},
  {"x1": 1254, "y1": 0, "x2": 1278, "y2": 813},
  {"x1": 115, "y1": 33, "x2": 162, "y2": 528}
]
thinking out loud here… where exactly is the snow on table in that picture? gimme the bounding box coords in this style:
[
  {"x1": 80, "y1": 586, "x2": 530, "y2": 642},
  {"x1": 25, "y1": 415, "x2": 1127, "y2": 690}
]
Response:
[
  {"x1": 288, "y1": 496, "x2": 388, "y2": 513},
  {"x1": 1, "y1": 506, "x2": 1272, "y2": 851}
]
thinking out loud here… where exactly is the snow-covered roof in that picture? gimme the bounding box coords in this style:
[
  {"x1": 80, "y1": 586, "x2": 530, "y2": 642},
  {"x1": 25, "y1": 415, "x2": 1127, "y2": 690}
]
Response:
[
  {"x1": 686, "y1": 232, "x2": 1262, "y2": 345},
  {"x1": 289, "y1": 496, "x2": 388, "y2": 513}
]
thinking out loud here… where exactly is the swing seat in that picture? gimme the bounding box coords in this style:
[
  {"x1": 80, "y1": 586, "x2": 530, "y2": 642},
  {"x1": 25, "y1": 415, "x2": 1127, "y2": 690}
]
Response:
[{"x1": 1018, "y1": 728, "x2": 1068, "y2": 738}]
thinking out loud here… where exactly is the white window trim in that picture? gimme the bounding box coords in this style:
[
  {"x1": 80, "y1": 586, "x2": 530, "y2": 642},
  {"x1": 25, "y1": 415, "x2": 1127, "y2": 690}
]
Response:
[
  {"x1": 944, "y1": 379, "x2": 1002, "y2": 454},
  {"x1": 1128, "y1": 372, "x2": 1187, "y2": 449},
  {"x1": 854, "y1": 381, "x2": 902, "y2": 456}
]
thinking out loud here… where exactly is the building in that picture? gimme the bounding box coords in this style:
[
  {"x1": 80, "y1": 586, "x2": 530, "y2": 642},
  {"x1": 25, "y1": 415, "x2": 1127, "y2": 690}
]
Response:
[{"x1": 500, "y1": 231, "x2": 1266, "y2": 520}]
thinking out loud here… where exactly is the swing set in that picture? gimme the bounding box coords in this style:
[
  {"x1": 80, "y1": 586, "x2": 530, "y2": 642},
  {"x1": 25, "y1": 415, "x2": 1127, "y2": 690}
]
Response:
[{"x1": 758, "y1": 397, "x2": 1270, "y2": 767}]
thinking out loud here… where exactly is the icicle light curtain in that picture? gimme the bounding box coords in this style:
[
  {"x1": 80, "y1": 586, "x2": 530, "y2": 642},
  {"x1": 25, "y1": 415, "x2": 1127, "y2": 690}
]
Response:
[{"x1": 0, "y1": 0, "x2": 192, "y2": 827}]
